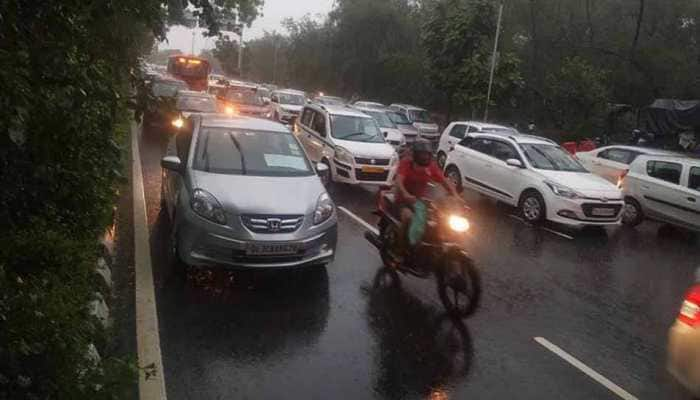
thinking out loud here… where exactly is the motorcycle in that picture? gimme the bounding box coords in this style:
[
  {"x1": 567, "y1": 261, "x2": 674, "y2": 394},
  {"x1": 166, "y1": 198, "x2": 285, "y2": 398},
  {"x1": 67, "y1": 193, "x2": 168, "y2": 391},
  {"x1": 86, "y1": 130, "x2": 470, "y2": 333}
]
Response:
[{"x1": 364, "y1": 191, "x2": 481, "y2": 317}]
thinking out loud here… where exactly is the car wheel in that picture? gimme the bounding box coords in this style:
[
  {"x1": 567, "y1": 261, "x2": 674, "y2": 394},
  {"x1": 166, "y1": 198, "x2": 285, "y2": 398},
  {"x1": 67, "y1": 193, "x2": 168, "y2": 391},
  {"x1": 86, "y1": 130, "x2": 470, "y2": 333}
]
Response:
[
  {"x1": 445, "y1": 165, "x2": 463, "y2": 193},
  {"x1": 519, "y1": 190, "x2": 546, "y2": 224},
  {"x1": 622, "y1": 197, "x2": 644, "y2": 227},
  {"x1": 437, "y1": 151, "x2": 447, "y2": 169}
]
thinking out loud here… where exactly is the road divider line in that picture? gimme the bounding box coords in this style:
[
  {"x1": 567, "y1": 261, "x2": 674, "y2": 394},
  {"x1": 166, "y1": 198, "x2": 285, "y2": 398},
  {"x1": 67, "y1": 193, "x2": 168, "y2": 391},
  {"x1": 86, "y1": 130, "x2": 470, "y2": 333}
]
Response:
[
  {"x1": 132, "y1": 122, "x2": 168, "y2": 400},
  {"x1": 508, "y1": 214, "x2": 574, "y2": 240},
  {"x1": 338, "y1": 206, "x2": 379, "y2": 235},
  {"x1": 534, "y1": 337, "x2": 638, "y2": 400}
]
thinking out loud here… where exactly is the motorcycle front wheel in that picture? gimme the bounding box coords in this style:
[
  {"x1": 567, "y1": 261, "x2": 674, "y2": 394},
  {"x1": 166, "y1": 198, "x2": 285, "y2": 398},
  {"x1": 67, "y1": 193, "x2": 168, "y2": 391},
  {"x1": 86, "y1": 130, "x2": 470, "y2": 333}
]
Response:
[
  {"x1": 437, "y1": 250, "x2": 481, "y2": 318},
  {"x1": 379, "y1": 221, "x2": 401, "y2": 269}
]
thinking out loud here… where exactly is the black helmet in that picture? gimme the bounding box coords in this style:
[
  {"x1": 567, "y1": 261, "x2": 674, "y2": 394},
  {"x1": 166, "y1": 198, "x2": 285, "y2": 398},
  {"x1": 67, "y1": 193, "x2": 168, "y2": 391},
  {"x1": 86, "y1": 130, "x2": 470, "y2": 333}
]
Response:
[{"x1": 412, "y1": 139, "x2": 433, "y2": 166}]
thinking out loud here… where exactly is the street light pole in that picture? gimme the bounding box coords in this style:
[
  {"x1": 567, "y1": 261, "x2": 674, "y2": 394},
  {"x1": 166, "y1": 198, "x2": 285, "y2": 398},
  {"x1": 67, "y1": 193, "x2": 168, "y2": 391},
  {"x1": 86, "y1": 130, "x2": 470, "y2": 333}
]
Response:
[{"x1": 484, "y1": 3, "x2": 504, "y2": 122}]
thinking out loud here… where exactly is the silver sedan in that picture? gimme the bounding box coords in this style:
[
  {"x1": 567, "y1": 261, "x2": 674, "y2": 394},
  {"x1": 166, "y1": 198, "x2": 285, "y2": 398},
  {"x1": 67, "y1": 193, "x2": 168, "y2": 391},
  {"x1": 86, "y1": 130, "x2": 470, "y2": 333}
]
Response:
[{"x1": 161, "y1": 113, "x2": 337, "y2": 269}]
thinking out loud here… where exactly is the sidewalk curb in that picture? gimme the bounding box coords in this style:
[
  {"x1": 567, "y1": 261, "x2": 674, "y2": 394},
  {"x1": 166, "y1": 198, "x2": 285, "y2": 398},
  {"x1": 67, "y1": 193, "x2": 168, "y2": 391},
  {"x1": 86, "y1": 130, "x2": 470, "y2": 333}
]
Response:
[{"x1": 131, "y1": 122, "x2": 167, "y2": 400}]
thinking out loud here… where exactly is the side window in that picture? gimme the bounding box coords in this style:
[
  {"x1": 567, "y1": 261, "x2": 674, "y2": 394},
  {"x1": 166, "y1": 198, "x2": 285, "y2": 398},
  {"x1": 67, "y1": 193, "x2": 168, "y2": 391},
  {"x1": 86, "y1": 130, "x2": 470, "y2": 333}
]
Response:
[
  {"x1": 300, "y1": 108, "x2": 313, "y2": 127},
  {"x1": 466, "y1": 125, "x2": 478, "y2": 134},
  {"x1": 312, "y1": 111, "x2": 327, "y2": 137},
  {"x1": 490, "y1": 141, "x2": 519, "y2": 162},
  {"x1": 599, "y1": 148, "x2": 633, "y2": 164},
  {"x1": 468, "y1": 138, "x2": 493, "y2": 155},
  {"x1": 449, "y1": 124, "x2": 467, "y2": 139},
  {"x1": 689, "y1": 167, "x2": 700, "y2": 192},
  {"x1": 647, "y1": 161, "x2": 682, "y2": 185},
  {"x1": 458, "y1": 136, "x2": 474, "y2": 147}
]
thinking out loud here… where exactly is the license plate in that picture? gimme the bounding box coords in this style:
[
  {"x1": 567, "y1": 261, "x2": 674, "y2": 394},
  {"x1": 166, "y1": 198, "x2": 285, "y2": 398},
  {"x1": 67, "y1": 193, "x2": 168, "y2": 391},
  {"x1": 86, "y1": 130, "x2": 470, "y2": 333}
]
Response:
[
  {"x1": 361, "y1": 166, "x2": 385, "y2": 174},
  {"x1": 592, "y1": 207, "x2": 616, "y2": 217},
  {"x1": 245, "y1": 243, "x2": 299, "y2": 256}
]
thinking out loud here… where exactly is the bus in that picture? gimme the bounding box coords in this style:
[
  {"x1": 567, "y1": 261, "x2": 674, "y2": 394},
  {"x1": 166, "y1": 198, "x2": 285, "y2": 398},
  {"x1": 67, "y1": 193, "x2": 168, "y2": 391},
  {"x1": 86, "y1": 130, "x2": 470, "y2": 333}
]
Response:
[{"x1": 167, "y1": 55, "x2": 210, "y2": 92}]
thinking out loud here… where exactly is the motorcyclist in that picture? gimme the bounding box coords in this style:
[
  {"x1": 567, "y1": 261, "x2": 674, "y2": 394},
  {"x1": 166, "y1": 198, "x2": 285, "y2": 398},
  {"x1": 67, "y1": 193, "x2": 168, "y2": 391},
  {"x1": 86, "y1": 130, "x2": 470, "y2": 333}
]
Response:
[{"x1": 394, "y1": 139, "x2": 460, "y2": 258}]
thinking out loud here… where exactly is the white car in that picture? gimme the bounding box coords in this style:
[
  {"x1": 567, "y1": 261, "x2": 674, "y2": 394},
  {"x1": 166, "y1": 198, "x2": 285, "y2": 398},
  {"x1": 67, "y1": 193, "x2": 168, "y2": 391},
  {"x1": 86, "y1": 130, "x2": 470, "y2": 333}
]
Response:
[
  {"x1": 437, "y1": 121, "x2": 517, "y2": 168},
  {"x1": 354, "y1": 106, "x2": 406, "y2": 151},
  {"x1": 577, "y1": 145, "x2": 682, "y2": 185},
  {"x1": 271, "y1": 89, "x2": 307, "y2": 124},
  {"x1": 667, "y1": 268, "x2": 700, "y2": 397},
  {"x1": 443, "y1": 133, "x2": 624, "y2": 226},
  {"x1": 620, "y1": 155, "x2": 700, "y2": 231},
  {"x1": 353, "y1": 101, "x2": 385, "y2": 109},
  {"x1": 295, "y1": 103, "x2": 398, "y2": 186},
  {"x1": 389, "y1": 103, "x2": 440, "y2": 142}
]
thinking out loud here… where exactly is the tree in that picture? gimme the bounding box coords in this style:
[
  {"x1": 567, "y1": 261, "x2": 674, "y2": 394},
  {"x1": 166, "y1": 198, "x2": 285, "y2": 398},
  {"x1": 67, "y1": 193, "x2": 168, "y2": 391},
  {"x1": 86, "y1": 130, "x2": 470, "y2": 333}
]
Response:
[{"x1": 212, "y1": 35, "x2": 242, "y2": 77}]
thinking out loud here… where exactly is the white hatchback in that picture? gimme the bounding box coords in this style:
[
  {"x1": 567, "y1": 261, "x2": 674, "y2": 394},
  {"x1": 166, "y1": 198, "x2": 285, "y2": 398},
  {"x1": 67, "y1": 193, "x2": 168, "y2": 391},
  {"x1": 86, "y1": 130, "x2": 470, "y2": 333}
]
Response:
[
  {"x1": 620, "y1": 155, "x2": 700, "y2": 231},
  {"x1": 436, "y1": 121, "x2": 517, "y2": 168},
  {"x1": 295, "y1": 103, "x2": 398, "y2": 186},
  {"x1": 443, "y1": 133, "x2": 624, "y2": 227},
  {"x1": 577, "y1": 145, "x2": 681, "y2": 185}
]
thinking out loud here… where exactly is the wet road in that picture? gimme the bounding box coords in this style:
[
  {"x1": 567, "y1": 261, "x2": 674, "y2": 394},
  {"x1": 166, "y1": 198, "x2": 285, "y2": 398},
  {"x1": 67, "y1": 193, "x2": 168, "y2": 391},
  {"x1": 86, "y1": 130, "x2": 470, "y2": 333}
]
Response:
[{"x1": 138, "y1": 126, "x2": 699, "y2": 399}]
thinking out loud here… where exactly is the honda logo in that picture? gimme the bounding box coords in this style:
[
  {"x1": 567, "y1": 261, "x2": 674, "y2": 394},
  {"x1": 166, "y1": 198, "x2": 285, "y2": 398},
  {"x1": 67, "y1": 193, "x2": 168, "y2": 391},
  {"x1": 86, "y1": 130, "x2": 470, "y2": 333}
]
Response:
[{"x1": 267, "y1": 218, "x2": 281, "y2": 232}]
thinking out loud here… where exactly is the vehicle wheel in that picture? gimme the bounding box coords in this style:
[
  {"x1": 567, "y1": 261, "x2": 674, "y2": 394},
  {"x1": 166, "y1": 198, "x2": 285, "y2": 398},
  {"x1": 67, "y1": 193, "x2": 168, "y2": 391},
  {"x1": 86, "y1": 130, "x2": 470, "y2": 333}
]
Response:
[
  {"x1": 437, "y1": 151, "x2": 447, "y2": 169},
  {"x1": 445, "y1": 165, "x2": 463, "y2": 193},
  {"x1": 437, "y1": 251, "x2": 481, "y2": 318},
  {"x1": 169, "y1": 222, "x2": 188, "y2": 281},
  {"x1": 622, "y1": 197, "x2": 644, "y2": 227},
  {"x1": 519, "y1": 190, "x2": 546, "y2": 224},
  {"x1": 379, "y1": 223, "x2": 401, "y2": 270}
]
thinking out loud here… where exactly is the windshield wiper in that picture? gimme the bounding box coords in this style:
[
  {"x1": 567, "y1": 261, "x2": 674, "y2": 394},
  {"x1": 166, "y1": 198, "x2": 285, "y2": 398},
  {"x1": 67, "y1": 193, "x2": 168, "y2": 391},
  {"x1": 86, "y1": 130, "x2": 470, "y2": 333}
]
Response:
[
  {"x1": 340, "y1": 132, "x2": 368, "y2": 140},
  {"x1": 228, "y1": 132, "x2": 246, "y2": 175}
]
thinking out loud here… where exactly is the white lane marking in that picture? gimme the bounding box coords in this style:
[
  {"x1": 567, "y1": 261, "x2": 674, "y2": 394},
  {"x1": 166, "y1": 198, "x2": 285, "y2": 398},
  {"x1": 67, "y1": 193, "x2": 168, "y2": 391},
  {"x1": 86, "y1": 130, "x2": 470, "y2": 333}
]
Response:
[
  {"x1": 534, "y1": 337, "x2": 638, "y2": 400},
  {"x1": 132, "y1": 122, "x2": 168, "y2": 400},
  {"x1": 508, "y1": 214, "x2": 574, "y2": 240},
  {"x1": 338, "y1": 206, "x2": 379, "y2": 235}
]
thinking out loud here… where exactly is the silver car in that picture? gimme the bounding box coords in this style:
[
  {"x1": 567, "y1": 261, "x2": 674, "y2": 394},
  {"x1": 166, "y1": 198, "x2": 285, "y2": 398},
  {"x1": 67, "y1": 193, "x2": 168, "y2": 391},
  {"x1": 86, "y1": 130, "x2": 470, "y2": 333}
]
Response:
[{"x1": 161, "y1": 113, "x2": 337, "y2": 269}]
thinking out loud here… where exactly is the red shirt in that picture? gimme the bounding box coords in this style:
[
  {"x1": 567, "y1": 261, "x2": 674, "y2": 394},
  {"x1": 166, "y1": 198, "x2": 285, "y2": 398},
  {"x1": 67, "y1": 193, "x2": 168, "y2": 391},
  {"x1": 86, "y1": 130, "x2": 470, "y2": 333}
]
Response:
[{"x1": 397, "y1": 156, "x2": 445, "y2": 202}]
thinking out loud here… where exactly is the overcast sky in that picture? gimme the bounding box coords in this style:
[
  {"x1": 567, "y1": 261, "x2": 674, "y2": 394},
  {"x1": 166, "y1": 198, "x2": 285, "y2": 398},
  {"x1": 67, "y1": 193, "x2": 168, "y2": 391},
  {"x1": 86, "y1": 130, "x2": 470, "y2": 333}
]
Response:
[{"x1": 160, "y1": 0, "x2": 334, "y2": 54}]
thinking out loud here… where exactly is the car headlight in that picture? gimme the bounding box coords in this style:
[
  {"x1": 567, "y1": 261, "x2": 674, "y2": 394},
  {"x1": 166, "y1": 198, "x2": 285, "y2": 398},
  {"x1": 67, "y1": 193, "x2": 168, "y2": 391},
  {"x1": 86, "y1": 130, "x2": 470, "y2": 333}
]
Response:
[
  {"x1": 191, "y1": 189, "x2": 227, "y2": 225},
  {"x1": 334, "y1": 146, "x2": 354, "y2": 165},
  {"x1": 172, "y1": 117, "x2": 184, "y2": 128},
  {"x1": 313, "y1": 192, "x2": 334, "y2": 225},
  {"x1": 544, "y1": 181, "x2": 581, "y2": 199},
  {"x1": 448, "y1": 215, "x2": 470, "y2": 232}
]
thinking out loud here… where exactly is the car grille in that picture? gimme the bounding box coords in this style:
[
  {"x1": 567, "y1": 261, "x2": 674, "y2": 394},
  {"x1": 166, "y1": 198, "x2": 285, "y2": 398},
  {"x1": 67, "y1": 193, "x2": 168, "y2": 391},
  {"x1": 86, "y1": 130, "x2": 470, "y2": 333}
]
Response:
[
  {"x1": 354, "y1": 157, "x2": 390, "y2": 166},
  {"x1": 355, "y1": 169, "x2": 390, "y2": 182},
  {"x1": 241, "y1": 215, "x2": 304, "y2": 233},
  {"x1": 581, "y1": 203, "x2": 623, "y2": 219}
]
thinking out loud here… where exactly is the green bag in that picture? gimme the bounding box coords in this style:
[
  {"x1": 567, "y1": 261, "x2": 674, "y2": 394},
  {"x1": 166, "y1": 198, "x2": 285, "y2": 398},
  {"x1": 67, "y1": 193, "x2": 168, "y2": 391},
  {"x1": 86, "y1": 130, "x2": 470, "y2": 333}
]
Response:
[{"x1": 408, "y1": 200, "x2": 428, "y2": 246}]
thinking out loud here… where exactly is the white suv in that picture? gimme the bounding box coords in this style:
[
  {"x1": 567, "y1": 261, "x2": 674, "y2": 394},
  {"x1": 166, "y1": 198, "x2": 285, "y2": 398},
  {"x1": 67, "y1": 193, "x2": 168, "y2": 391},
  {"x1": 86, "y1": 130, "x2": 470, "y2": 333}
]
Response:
[
  {"x1": 295, "y1": 103, "x2": 398, "y2": 186},
  {"x1": 443, "y1": 133, "x2": 624, "y2": 226},
  {"x1": 437, "y1": 121, "x2": 517, "y2": 168},
  {"x1": 389, "y1": 104, "x2": 440, "y2": 142},
  {"x1": 620, "y1": 155, "x2": 700, "y2": 232}
]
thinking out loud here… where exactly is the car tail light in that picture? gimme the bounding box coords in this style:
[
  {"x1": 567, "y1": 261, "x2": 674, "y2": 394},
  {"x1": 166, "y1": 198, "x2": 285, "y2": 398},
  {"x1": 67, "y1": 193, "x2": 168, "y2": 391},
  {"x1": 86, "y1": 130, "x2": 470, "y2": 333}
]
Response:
[{"x1": 677, "y1": 285, "x2": 700, "y2": 327}]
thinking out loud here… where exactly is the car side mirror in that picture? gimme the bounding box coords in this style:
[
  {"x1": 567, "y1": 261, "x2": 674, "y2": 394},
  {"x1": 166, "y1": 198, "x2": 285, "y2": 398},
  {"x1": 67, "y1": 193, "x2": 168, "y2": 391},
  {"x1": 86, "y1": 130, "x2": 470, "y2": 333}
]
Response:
[
  {"x1": 316, "y1": 162, "x2": 330, "y2": 179},
  {"x1": 449, "y1": 145, "x2": 455, "y2": 152},
  {"x1": 161, "y1": 156, "x2": 183, "y2": 173},
  {"x1": 383, "y1": 131, "x2": 388, "y2": 138},
  {"x1": 506, "y1": 158, "x2": 523, "y2": 168}
]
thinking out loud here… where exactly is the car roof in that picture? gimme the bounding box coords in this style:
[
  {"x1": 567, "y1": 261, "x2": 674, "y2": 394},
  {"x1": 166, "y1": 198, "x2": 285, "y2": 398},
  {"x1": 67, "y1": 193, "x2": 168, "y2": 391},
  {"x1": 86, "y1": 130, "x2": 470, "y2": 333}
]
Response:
[
  {"x1": 390, "y1": 103, "x2": 425, "y2": 110},
  {"x1": 596, "y1": 145, "x2": 684, "y2": 156},
  {"x1": 471, "y1": 132, "x2": 556, "y2": 145},
  {"x1": 353, "y1": 106, "x2": 388, "y2": 114},
  {"x1": 313, "y1": 104, "x2": 372, "y2": 118},
  {"x1": 197, "y1": 113, "x2": 291, "y2": 133},
  {"x1": 176, "y1": 90, "x2": 212, "y2": 98},
  {"x1": 274, "y1": 89, "x2": 306, "y2": 96},
  {"x1": 632, "y1": 154, "x2": 700, "y2": 165},
  {"x1": 452, "y1": 121, "x2": 516, "y2": 131}
]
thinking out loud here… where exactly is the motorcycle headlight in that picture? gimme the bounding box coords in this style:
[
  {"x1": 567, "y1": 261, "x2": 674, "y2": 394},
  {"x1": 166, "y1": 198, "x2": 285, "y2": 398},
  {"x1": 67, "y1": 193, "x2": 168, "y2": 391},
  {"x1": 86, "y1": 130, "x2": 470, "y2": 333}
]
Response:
[
  {"x1": 544, "y1": 181, "x2": 581, "y2": 199},
  {"x1": 313, "y1": 192, "x2": 334, "y2": 225},
  {"x1": 334, "y1": 146, "x2": 354, "y2": 165},
  {"x1": 191, "y1": 189, "x2": 227, "y2": 225},
  {"x1": 172, "y1": 117, "x2": 184, "y2": 128},
  {"x1": 448, "y1": 215, "x2": 470, "y2": 232}
]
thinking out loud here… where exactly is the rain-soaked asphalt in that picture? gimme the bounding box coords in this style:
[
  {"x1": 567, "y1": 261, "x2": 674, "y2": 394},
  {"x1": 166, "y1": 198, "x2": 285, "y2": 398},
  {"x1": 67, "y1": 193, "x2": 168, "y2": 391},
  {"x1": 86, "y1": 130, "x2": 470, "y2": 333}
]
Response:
[{"x1": 138, "y1": 126, "x2": 699, "y2": 399}]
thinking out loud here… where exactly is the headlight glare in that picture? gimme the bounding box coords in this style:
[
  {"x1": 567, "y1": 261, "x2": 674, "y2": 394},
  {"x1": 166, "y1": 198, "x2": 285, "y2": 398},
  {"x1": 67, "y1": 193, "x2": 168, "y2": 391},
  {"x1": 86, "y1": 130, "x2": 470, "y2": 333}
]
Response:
[{"x1": 448, "y1": 215, "x2": 470, "y2": 232}]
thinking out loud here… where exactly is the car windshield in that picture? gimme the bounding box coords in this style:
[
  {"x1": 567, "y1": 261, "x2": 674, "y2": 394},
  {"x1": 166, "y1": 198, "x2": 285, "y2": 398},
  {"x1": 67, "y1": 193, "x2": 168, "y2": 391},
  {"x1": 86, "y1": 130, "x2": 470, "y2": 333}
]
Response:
[
  {"x1": 226, "y1": 90, "x2": 265, "y2": 106},
  {"x1": 364, "y1": 110, "x2": 396, "y2": 129},
  {"x1": 152, "y1": 81, "x2": 187, "y2": 97},
  {"x1": 520, "y1": 143, "x2": 588, "y2": 172},
  {"x1": 318, "y1": 97, "x2": 345, "y2": 106},
  {"x1": 176, "y1": 96, "x2": 217, "y2": 113},
  {"x1": 277, "y1": 93, "x2": 305, "y2": 105},
  {"x1": 193, "y1": 128, "x2": 314, "y2": 177},
  {"x1": 388, "y1": 111, "x2": 411, "y2": 125},
  {"x1": 409, "y1": 109, "x2": 432, "y2": 123},
  {"x1": 330, "y1": 115, "x2": 384, "y2": 143},
  {"x1": 482, "y1": 127, "x2": 516, "y2": 134}
]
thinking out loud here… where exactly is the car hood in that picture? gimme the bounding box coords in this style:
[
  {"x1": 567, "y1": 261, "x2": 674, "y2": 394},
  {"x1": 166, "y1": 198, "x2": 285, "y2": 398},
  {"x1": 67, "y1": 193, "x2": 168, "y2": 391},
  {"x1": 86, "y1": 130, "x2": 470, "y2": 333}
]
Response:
[
  {"x1": 538, "y1": 170, "x2": 623, "y2": 198},
  {"x1": 396, "y1": 123, "x2": 419, "y2": 135},
  {"x1": 381, "y1": 128, "x2": 405, "y2": 143},
  {"x1": 279, "y1": 104, "x2": 303, "y2": 113},
  {"x1": 333, "y1": 138, "x2": 397, "y2": 159},
  {"x1": 413, "y1": 122, "x2": 439, "y2": 133},
  {"x1": 237, "y1": 104, "x2": 270, "y2": 113},
  {"x1": 190, "y1": 172, "x2": 325, "y2": 215}
]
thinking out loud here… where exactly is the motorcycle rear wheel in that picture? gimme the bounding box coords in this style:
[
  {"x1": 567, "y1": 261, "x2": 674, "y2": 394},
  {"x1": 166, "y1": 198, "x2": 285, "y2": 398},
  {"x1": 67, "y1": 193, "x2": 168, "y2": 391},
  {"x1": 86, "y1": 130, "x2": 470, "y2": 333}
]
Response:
[
  {"x1": 379, "y1": 222, "x2": 401, "y2": 269},
  {"x1": 437, "y1": 251, "x2": 481, "y2": 318}
]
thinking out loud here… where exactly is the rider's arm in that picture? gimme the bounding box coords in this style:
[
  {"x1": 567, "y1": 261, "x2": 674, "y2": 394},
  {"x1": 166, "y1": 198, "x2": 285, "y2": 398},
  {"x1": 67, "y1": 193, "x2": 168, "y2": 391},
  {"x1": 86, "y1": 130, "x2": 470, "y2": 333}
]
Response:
[{"x1": 430, "y1": 162, "x2": 459, "y2": 197}]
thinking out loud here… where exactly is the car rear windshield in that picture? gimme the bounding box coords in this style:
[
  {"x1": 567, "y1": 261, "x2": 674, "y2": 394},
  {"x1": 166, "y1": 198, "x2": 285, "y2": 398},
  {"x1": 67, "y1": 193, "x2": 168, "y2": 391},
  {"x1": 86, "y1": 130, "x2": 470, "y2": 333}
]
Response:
[
  {"x1": 409, "y1": 109, "x2": 432, "y2": 123},
  {"x1": 176, "y1": 96, "x2": 217, "y2": 113},
  {"x1": 152, "y1": 81, "x2": 187, "y2": 97},
  {"x1": 364, "y1": 110, "x2": 397, "y2": 129},
  {"x1": 226, "y1": 90, "x2": 265, "y2": 106},
  {"x1": 330, "y1": 115, "x2": 385, "y2": 143},
  {"x1": 520, "y1": 143, "x2": 588, "y2": 172},
  {"x1": 193, "y1": 128, "x2": 314, "y2": 177},
  {"x1": 388, "y1": 112, "x2": 411, "y2": 125},
  {"x1": 277, "y1": 93, "x2": 305, "y2": 105}
]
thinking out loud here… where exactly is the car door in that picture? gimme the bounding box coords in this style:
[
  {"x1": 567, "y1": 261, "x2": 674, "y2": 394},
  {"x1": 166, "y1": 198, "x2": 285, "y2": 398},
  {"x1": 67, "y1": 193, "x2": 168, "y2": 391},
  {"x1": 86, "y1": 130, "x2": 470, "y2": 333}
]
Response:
[
  {"x1": 453, "y1": 136, "x2": 496, "y2": 197},
  {"x1": 592, "y1": 148, "x2": 636, "y2": 183},
  {"x1": 306, "y1": 110, "x2": 329, "y2": 162},
  {"x1": 482, "y1": 139, "x2": 523, "y2": 203},
  {"x1": 440, "y1": 123, "x2": 466, "y2": 154},
  {"x1": 297, "y1": 107, "x2": 314, "y2": 156},
  {"x1": 641, "y1": 160, "x2": 686, "y2": 222},
  {"x1": 680, "y1": 165, "x2": 700, "y2": 229}
]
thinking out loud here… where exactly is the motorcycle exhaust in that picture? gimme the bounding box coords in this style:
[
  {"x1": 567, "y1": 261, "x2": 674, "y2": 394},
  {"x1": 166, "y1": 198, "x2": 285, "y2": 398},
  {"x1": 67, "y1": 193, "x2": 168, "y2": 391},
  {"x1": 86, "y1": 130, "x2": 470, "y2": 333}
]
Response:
[{"x1": 364, "y1": 231, "x2": 381, "y2": 249}]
